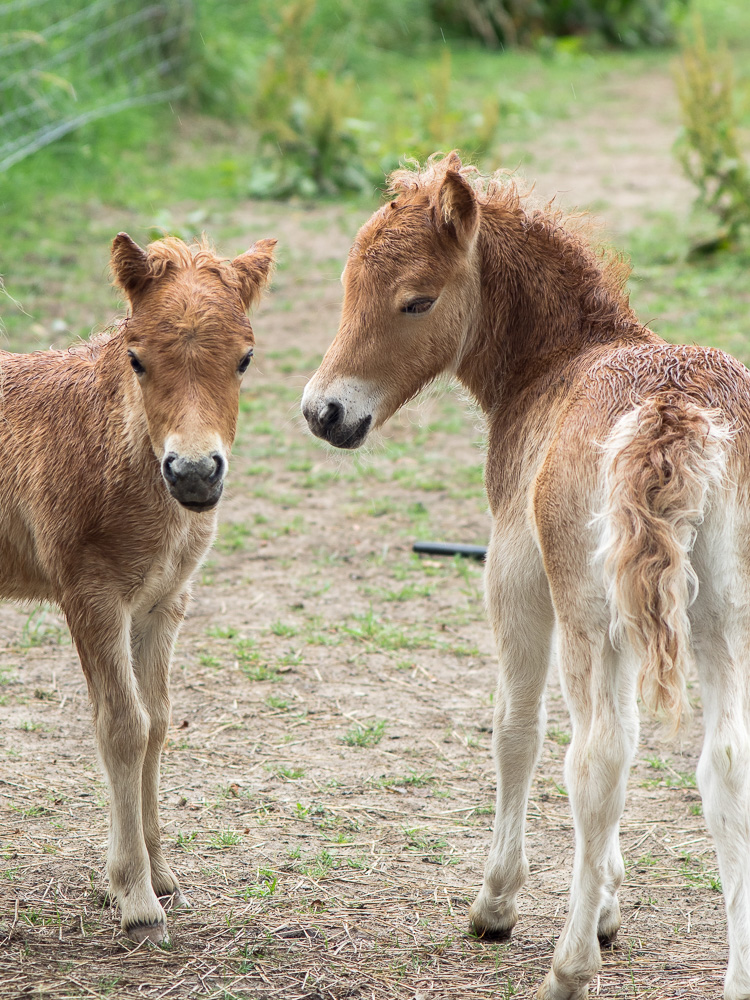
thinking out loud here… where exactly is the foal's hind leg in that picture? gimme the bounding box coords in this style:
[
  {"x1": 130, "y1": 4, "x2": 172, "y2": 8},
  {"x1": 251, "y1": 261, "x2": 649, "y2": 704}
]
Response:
[
  {"x1": 67, "y1": 597, "x2": 168, "y2": 943},
  {"x1": 693, "y1": 624, "x2": 750, "y2": 999},
  {"x1": 131, "y1": 593, "x2": 189, "y2": 907},
  {"x1": 469, "y1": 527, "x2": 554, "y2": 938},
  {"x1": 538, "y1": 628, "x2": 638, "y2": 1000}
]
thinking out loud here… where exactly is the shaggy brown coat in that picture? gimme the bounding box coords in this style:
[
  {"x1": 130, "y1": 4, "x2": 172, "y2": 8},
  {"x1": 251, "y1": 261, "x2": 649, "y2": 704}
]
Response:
[
  {"x1": 1, "y1": 233, "x2": 275, "y2": 943},
  {"x1": 302, "y1": 152, "x2": 750, "y2": 1000}
]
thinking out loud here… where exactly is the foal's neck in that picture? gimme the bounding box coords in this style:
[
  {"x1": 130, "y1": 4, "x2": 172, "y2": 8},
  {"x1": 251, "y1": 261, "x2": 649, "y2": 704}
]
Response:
[{"x1": 456, "y1": 208, "x2": 648, "y2": 414}]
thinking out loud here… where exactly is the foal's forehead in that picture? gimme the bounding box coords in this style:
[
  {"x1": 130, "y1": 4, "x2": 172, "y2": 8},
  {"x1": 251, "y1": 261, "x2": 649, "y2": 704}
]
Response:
[
  {"x1": 129, "y1": 273, "x2": 253, "y2": 346},
  {"x1": 346, "y1": 200, "x2": 457, "y2": 284}
]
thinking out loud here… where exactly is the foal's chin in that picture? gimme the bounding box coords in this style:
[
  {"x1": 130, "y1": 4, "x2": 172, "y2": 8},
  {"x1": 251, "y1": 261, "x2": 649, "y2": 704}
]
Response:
[
  {"x1": 317, "y1": 415, "x2": 373, "y2": 450},
  {"x1": 169, "y1": 487, "x2": 223, "y2": 512}
]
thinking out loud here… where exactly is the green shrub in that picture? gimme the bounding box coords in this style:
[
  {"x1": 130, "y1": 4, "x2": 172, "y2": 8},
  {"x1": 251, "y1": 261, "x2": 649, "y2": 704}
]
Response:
[
  {"x1": 674, "y1": 19, "x2": 750, "y2": 252},
  {"x1": 247, "y1": 0, "x2": 372, "y2": 197},
  {"x1": 401, "y1": 49, "x2": 500, "y2": 163},
  {"x1": 430, "y1": 0, "x2": 689, "y2": 48}
]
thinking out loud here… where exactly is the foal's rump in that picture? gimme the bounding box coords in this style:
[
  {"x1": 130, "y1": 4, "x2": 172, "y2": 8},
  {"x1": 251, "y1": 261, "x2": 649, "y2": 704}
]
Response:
[{"x1": 595, "y1": 386, "x2": 736, "y2": 728}]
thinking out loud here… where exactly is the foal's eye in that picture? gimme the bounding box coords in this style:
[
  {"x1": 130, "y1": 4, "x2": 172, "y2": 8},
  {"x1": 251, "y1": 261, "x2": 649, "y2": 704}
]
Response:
[
  {"x1": 402, "y1": 298, "x2": 436, "y2": 315},
  {"x1": 237, "y1": 349, "x2": 254, "y2": 374},
  {"x1": 127, "y1": 350, "x2": 145, "y2": 376}
]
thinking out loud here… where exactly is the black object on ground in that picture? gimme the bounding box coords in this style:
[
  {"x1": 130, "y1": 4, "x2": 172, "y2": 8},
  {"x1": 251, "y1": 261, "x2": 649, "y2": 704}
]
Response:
[{"x1": 413, "y1": 541, "x2": 487, "y2": 560}]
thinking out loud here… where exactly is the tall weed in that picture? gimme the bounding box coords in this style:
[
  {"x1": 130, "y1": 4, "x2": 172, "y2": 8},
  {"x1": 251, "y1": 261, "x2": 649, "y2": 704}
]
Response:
[
  {"x1": 674, "y1": 19, "x2": 750, "y2": 252},
  {"x1": 247, "y1": 0, "x2": 371, "y2": 197},
  {"x1": 403, "y1": 49, "x2": 500, "y2": 163}
]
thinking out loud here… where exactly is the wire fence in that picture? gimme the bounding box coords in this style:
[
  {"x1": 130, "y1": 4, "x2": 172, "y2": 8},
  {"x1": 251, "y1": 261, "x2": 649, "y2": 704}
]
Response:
[{"x1": 0, "y1": 0, "x2": 192, "y2": 172}]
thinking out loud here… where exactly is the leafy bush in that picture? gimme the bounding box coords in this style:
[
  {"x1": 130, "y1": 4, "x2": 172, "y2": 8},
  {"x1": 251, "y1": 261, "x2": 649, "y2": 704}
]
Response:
[
  {"x1": 244, "y1": 1, "x2": 500, "y2": 198},
  {"x1": 246, "y1": 0, "x2": 372, "y2": 197},
  {"x1": 392, "y1": 49, "x2": 500, "y2": 165},
  {"x1": 674, "y1": 20, "x2": 750, "y2": 252},
  {"x1": 431, "y1": 0, "x2": 689, "y2": 48}
]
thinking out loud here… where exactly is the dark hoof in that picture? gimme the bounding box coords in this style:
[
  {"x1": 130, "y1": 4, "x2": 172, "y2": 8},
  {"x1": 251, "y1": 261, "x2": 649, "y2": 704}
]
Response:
[
  {"x1": 470, "y1": 922, "x2": 514, "y2": 942},
  {"x1": 597, "y1": 929, "x2": 618, "y2": 948},
  {"x1": 123, "y1": 920, "x2": 168, "y2": 945}
]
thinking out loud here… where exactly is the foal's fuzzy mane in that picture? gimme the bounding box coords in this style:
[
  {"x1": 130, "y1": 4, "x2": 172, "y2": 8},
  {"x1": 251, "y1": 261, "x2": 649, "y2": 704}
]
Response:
[
  {"x1": 145, "y1": 235, "x2": 245, "y2": 292},
  {"x1": 388, "y1": 151, "x2": 523, "y2": 214},
  {"x1": 77, "y1": 238, "x2": 244, "y2": 362},
  {"x1": 387, "y1": 152, "x2": 634, "y2": 318}
]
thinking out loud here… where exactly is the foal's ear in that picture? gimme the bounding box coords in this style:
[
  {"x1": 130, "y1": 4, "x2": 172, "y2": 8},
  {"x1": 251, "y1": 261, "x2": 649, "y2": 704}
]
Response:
[
  {"x1": 110, "y1": 233, "x2": 151, "y2": 301},
  {"x1": 232, "y1": 238, "x2": 277, "y2": 310},
  {"x1": 438, "y1": 170, "x2": 479, "y2": 248}
]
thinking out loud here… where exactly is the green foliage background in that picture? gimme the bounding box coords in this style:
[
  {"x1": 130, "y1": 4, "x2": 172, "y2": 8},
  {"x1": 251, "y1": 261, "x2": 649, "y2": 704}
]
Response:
[{"x1": 0, "y1": 0, "x2": 749, "y2": 357}]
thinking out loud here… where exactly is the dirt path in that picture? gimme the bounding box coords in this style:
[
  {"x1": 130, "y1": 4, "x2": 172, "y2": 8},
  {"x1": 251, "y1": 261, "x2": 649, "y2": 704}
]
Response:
[
  {"x1": 504, "y1": 67, "x2": 694, "y2": 236},
  {"x1": 0, "y1": 66, "x2": 728, "y2": 1000}
]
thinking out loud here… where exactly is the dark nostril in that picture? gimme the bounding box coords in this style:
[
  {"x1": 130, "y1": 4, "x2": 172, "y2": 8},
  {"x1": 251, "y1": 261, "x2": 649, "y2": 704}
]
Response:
[
  {"x1": 208, "y1": 452, "x2": 225, "y2": 485},
  {"x1": 321, "y1": 400, "x2": 344, "y2": 430},
  {"x1": 162, "y1": 452, "x2": 178, "y2": 485}
]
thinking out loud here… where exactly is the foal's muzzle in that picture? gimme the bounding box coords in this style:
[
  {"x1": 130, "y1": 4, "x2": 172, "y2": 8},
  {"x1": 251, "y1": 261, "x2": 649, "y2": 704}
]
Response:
[
  {"x1": 302, "y1": 398, "x2": 372, "y2": 450},
  {"x1": 162, "y1": 451, "x2": 226, "y2": 511}
]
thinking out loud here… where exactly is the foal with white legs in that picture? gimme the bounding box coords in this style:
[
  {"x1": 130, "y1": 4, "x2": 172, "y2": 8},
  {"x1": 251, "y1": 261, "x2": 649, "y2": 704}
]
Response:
[
  {"x1": 302, "y1": 152, "x2": 750, "y2": 999},
  {"x1": 1, "y1": 233, "x2": 275, "y2": 943}
]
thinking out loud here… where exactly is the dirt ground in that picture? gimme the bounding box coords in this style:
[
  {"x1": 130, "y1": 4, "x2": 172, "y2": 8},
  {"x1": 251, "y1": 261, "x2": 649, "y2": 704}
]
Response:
[{"x1": 0, "y1": 67, "x2": 731, "y2": 999}]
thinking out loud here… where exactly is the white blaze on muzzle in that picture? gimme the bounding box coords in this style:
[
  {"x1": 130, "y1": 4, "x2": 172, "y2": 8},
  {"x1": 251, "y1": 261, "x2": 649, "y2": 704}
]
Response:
[{"x1": 301, "y1": 375, "x2": 384, "y2": 450}]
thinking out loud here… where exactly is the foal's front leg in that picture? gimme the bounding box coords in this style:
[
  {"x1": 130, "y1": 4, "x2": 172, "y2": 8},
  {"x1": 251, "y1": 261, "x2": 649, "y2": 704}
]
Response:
[
  {"x1": 131, "y1": 593, "x2": 189, "y2": 906},
  {"x1": 469, "y1": 529, "x2": 554, "y2": 937},
  {"x1": 67, "y1": 597, "x2": 168, "y2": 943}
]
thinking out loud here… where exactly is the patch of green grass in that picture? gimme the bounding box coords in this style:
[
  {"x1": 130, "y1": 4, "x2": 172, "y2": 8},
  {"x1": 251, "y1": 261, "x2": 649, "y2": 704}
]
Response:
[
  {"x1": 362, "y1": 582, "x2": 435, "y2": 602},
  {"x1": 275, "y1": 648, "x2": 303, "y2": 668},
  {"x1": 373, "y1": 770, "x2": 436, "y2": 788},
  {"x1": 679, "y1": 851, "x2": 722, "y2": 891},
  {"x1": 238, "y1": 867, "x2": 278, "y2": 899},
  {"x1": 403, "y1": 827, "x2": 454, "y2": 865},
  {"x1": 175, "y1": 831, "x2": 198, "y2": 850},
  {"x1": 273, "y1": 765, "x2": 306, "y2": 781},
  {"x1": 96, "y1": 976, "x2": 121, "y2": 996},
  {"x1": 270, "y1": 620, "x2": 298, "y2": 637},
  {"x1": 18, "y1": 720, "x2": 42, "y2": 733},
  {"x1": 235, "y1": 638, "x2": 278, "y2": 682},
  {"x1": 17, "y1": 605, "x2": 68, "y2": 649},
  {"x1": 341, "y1": 719, "x2": 387, "y2": 747},
  {"x1": 642, "y1": 756, "x2": 697, "y2": 790},
  {"x1": 298, "y1": 849, "x2": 338, "y2": 880},
  {"x1": 22, "y1": 804, "x2": 50, "y2": 818},
  {"x1": 209, "y1": 829, "x2": 242, "y2": 850},
  {"x1": 216, "y1": 521, "x2": 253, "y2": 553},
  {"x1": 207, "y1": 624, "x2": 239, "y2": 640},
  {"x1": 547, "y1": 726, "x2": 571, "y2": 746}
]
